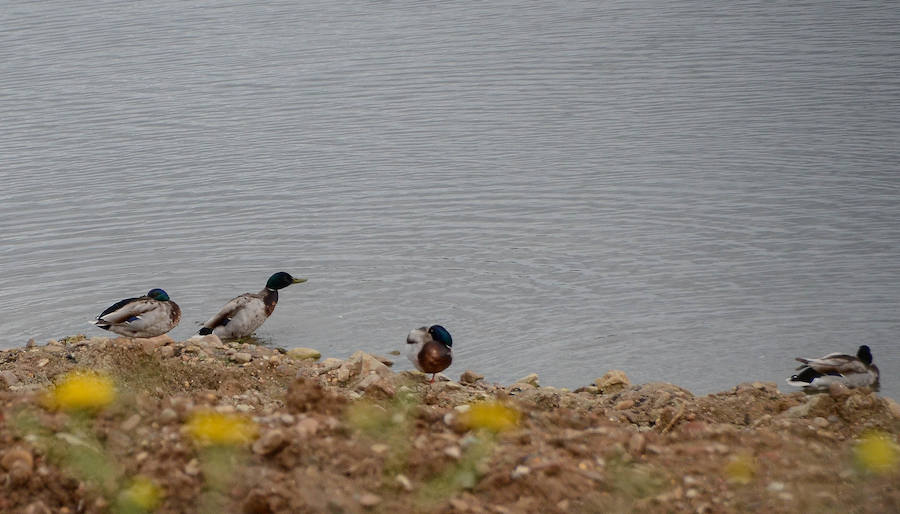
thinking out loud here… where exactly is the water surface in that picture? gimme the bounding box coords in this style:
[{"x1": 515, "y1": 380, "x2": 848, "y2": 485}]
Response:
[{"x1": 2, "y1": 1, "x2": 899, "y2": 397}]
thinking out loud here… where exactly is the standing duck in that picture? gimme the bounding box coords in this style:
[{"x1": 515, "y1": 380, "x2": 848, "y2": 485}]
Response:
[
  {"x1": 406, "y1": 324, "x2": 453, "y2": 382},
  {"x1": 787, "y1": 345, "x2": 880, "y2": 390},
  {"x1": 198, "y1": 272, "x2": 306, "y2": 339},
  {"x1": 92, "y1": 288, "x2": 181, "y2": 338}
]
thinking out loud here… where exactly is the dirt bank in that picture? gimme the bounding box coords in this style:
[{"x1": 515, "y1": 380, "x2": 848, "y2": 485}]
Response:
[{"x1": 1, "y1": 335, "x2": 899, "y2": 513}]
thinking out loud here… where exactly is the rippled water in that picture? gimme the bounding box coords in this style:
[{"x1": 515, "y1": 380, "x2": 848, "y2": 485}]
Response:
[{"x1": 2, "y1": 1, "x2": 899, "y2": 397}]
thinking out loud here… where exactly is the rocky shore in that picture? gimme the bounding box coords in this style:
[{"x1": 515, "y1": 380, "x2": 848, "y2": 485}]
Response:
[{"x1": 1, "y1": 335, "x2": 899, "y2": 513}]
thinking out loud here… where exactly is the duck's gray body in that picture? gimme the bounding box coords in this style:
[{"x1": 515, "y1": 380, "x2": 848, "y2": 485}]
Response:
[
  {"x1": 198, "y1": 272, "x2": 306, "y2": 339},
  {"x1": 92, "y1": 290, "x2": 181, "y2": 338},
  {"x1": 199, "y1": 289, "x2": 278, "y2": 339},
  {"x1": 787, "y1": 345, "x2": 879, "y2": 390}
]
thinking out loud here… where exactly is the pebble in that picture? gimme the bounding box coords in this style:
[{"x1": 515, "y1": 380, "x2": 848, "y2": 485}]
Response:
[
  {"x1": 37, "y1": 359, "x2": 50, "y2": 368},
  {"x1": 1, "y1": 447, "x2": 34, "y2": 485},
  {"x1": 296, "y1": 417, "x2": 320, "y2": 437},
  {"x1": 812, "y1": 416, "x2": 829, "y2": 428},
  {"x1": 459, "y1": 370, "x2": 485, "y2": 384},
  {"x1": 358, "y1": 493, "x2": 382, "y2": 508},
  {"x1": 396, "y1": 474, "x2": 413, "y2": 491},
  {"x1": 627, "y1": 433, "x2": 646, "y2": 455},
  {"x1": 287, "y1": 347, "x2": 321, "y2": 361},
  {"x1": 252, "y1": 429, "x2": 287, "y2": 455},
  {"x1": 515, "y1": 373, "x2": 540, "y2": 387},
  {"x1": 767, "y1": 481, "x2": 786, "y2": 492},
  {"x1": 511, "y1": 465, "x2": 531, "y2": 479},
  {"x1": 184, "y1": 458, "x2": 201, "y2": 476},
  {"x1": 444, "y1": 446, "x2": 462, "y2": 460},
  {"x1": 231, "y1": 352, "x2": 253, "y2": 364},
  {"x1": 448, "y1": 498, "x2": 470, "y2": 511},
  {"x1": 159, "y1": 408, "x2": 178, "y2": 424},
  {"x1": 319, "y1": 358, "x2": 344, "y2": 373},
  {"x1": 121, "y1": 414, "x2": 142, "y2": 432},
  {"x1": 614, "y1": 399, "x2": 635, "y2": 410},
  {"x1": 595, "y1": 370, "x2": 630, "y2": 394}
]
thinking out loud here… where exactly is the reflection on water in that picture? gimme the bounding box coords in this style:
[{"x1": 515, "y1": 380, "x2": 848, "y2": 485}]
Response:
[{"x1": 2, "y1": 1, "x2": 899, "y2": 397}]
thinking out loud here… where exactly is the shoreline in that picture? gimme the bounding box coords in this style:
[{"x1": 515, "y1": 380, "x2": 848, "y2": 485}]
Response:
[{"x1": 2, "y1": 334, "x2": 899, "y2": 513}]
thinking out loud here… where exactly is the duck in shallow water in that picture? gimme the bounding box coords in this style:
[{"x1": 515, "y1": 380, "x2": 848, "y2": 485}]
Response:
[
  {"x1": 198, "y1": 272, "x2": 306, "y2": 339},
  {"x1": 92, "y1": 288, "x2": 181, "y2": 338},
  {"x1": 787, "y1": 345, "x2": 879, "y2": 390},
  {"x1": 406, "y1": 324, "x2": 453, "y2": 383}
]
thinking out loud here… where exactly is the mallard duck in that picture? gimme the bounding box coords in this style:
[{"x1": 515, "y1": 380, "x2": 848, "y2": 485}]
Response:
[
  {"x1": 198, "y1": 272, "x2": 306, "y2": 339},
  {"x1": 91, "y1": 288, "x2": 181, "y2": 338},
  {"x1": 787, "y1": 345, "x2": 879, "y2": 389},
  {"x1": 406, "y1": 324, "x2": 453, "y2": 382}
]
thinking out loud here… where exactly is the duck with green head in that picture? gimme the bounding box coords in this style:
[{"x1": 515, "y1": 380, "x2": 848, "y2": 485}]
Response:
[
  {"x1": 92, "y1": 288, "x2": 181, "y2": 338},
  {"x1": 406, "y1": 324, "x2": 453, "y2": 383},
  {"x1": 198, "y1": 272, "x2": 306, "y2": 339}
]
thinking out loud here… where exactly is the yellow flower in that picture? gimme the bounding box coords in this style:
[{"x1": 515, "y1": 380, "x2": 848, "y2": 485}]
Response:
[
  {"x1": 460, "y1": 402, "x2": 520, "y2": 433},
  {"x1": 120, "y1": 476, "x2": 163, "y2": 511},
  {"x1": 855, "y1": 431, "x2": 899, "y2": 475},
  {"x1": 185, "y1": 410, "x2": 258, "y2": 446},
  {"x1": 47, "y1": 370, "x2": 116, "y2": 412},
  {"x1": 724, "y1": 453, "x2": 756, "y2": 484}
]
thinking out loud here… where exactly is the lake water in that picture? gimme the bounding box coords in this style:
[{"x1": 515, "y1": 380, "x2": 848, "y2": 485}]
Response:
[{"x1": 2, "y1": 1, "x2": 899, "y2": 398}]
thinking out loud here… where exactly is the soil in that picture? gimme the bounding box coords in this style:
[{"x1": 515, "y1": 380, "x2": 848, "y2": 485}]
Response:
[{"x1": 1, "y1": 335, "x2": 899, "y2": 513}]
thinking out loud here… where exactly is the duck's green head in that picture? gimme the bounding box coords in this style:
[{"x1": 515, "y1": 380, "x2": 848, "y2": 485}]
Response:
[
  {"x1": 147, "y1": 288, "x2": 171, "y2": 301},
  {"x1": 428, "y1": 325, "x2": 453, "y2": 348},
  {"x1": 266, "y1": 272, "x2": 307, "y2": 290}
]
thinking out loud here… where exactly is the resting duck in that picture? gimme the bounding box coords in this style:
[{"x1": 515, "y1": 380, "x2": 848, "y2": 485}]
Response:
[
  {"x1": 92, "y1": 288, "x2": 181, "y2": 338},
  {"x1": 787, "y1": 345, "x2": 880, "y2": 390},
  {"x1": 406, "y1": 324, "x2": 453, "y2": 382},
  {"x1": 198, "y1": 272, "x2": 306, "y2": 339}
]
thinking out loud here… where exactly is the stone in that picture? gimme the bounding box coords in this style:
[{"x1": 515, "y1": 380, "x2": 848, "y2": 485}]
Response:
[
  {"x1": 884, "y1": 398, "x2": 900, "y2": 420},
  {"x1": 396, "y1": 474, "x2": 413, "y2": 491},
  {"x1": 184, "y1": 458, "x2": 201, "y2": 476},
  {"x1": 252, "y1": 429, "x2": 287, "y2": 455},
  {"x1": 296, "y1": 417, "x2": 320, "y2": 437},
  {"x1": 121, "y1": 414, "x2": 142, "y2": 432},
  {"x1": 459, "y1": 370, "x2": 485, "y2": 384},
  {"x1": 615, "y1": 399, "x2": 635, "y2": 410},
  {"x1": 828, "y1": 382, "x2": 851, "y2": 398},
  {"x1": 511, "y1": 465, "x2": 531, "y2": 479},
  {"x1": 357, "y1": 352, "x2": 392, "y2": 378},
  {"x1": 627, "y1": 432, "x2": 647, "y2": 455},
  {"x1": 319, "y1": 358, "x2": 343, "y2": 373},
  {"x1": 784, "y1": 394, "x2": 826, "y2": 418},
  {"x1": 515, "y1": 373, "x2": 540, "y2": 387},
  {"x1": 231, "y1": 352, "x2": 253, "y2": 364},
  {"x1": 287, "y1": 347, "x2": 321, "y2": 361},
  {"x1": 0, "y1": 370, "x2": 19, "y2": 388},
  {"x1": 444, "y1": 446, "x2": 462, "y2": 459},
  {"x1": 434, "y1": 381, "x2": 463, "y2": 391},
  {"x1": 159, "y1": 408, "x2": 178, "y2": 424},
  {"x1": 595, "y1": 370, "x2": 630, "y2": 394},
  {"x1": 358, "y1": 493, "x2": 382, "y2": 508},
  {"x1": 1, "y1": 447, "x2": 34, "y2": 485},
  {"x1": 190, "y1": 334, "x2": 224, "y2": 348},
  {"x1": 372, "y1": 354, "x2": 394, "y2": 367}
]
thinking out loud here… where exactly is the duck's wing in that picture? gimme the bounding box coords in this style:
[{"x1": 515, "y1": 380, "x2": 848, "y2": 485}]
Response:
[
  {"x1": 199, "y1": 293, "x2": 258, "y2": 331},
  {"x1": 95, "y1": 297, "x2": 159, "y2": 325},
  {"x1": 794, "y1": 353, "x2": 868, "y2": 374}
]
